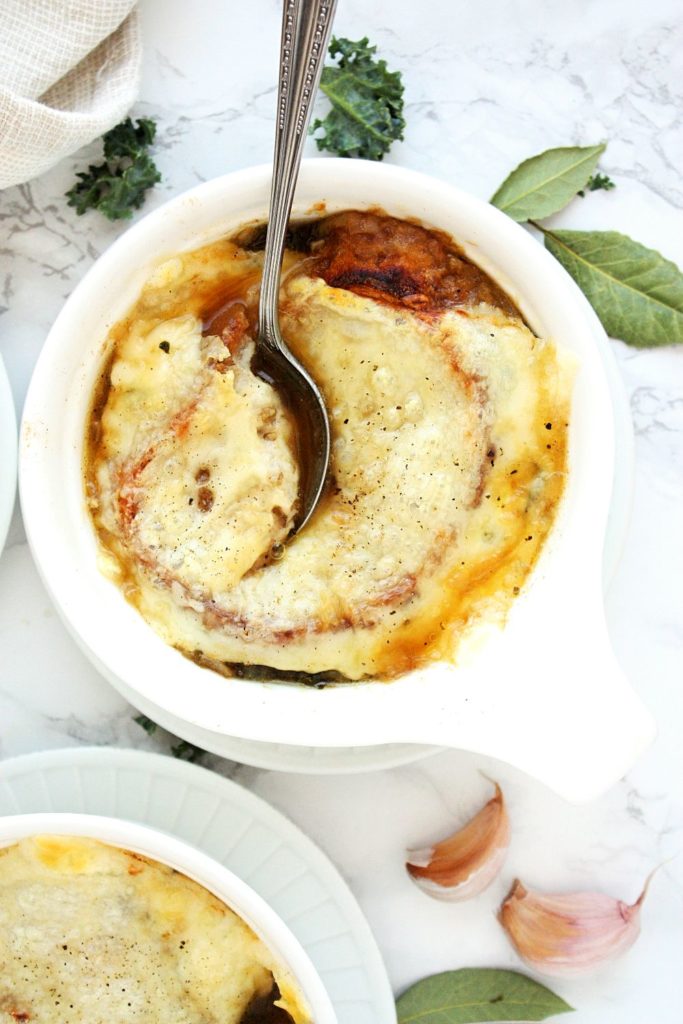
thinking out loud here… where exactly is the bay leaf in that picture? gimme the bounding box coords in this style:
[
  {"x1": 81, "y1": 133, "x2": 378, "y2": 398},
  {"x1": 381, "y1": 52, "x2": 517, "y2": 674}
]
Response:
[
  {"x1": 396, "y1": 968, "x2": 573, "y2": 1024},
  {"x1": 490, "y1": 145, "x2": 605, "y2": 221},
  {"x1": 542, "y1": 228, "x2": 683, "y2": 347}
]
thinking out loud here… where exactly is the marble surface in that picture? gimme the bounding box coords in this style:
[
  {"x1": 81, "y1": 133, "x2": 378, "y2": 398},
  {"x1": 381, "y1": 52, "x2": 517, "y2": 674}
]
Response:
[{"x1": 1, "y1": 0, "x2": 682, "y2": 1020}]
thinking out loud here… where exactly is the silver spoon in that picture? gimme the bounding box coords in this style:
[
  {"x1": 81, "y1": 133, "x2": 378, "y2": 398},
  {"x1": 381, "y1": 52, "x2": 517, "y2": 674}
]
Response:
[{"x1": 254, "y1": 0, "x2": 337, "y2": 535}]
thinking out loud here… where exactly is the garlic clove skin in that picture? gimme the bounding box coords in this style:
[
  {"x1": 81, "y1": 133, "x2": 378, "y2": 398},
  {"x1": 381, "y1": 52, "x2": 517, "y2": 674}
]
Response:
[
  {"x1": 406, "y1": 782, "x2": 510, "y2": 902},
  {"x1": 499, "y1": 877, "x2": 650, "y2": 977}
]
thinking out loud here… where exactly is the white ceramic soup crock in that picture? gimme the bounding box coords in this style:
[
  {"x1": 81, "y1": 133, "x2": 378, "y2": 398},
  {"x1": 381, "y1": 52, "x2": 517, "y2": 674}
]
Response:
[
  {"x1": 0, "y1": 812, "x2": 336, "y2": 1023},
  {"x1": 20, "y1": 159, "x2": 655, "y2": 801}
]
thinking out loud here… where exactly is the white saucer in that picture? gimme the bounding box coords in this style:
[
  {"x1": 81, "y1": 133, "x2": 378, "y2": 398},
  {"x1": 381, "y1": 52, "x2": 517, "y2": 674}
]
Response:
[
  {"x1": 0, "y1": 353, "x2": 17, "y2": 558},
  {"x1": 119, "y1": 328, "x2": 634, "y2": 775},
  {"x1": 0, "y1": 746, "x2": 396, "y2": 1024}
]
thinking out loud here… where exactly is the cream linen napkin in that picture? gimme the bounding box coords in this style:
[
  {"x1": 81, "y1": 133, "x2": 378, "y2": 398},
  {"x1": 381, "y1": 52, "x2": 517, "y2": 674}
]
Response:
[{"x1": 0, "y1": 0, "x2": 141, "y2": 190}]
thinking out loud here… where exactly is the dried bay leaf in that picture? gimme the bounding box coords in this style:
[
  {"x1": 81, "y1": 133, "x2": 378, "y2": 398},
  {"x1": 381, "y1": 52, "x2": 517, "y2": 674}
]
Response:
[
  {"x1": 541, "y1": 228, "x2": 683, "y2": 347},
  {"x1": 490, "y1": 145, "x2": 605, "y2": 221},
  {"x1": 396, "y1": 968, "x2": 573, "y2": 1024}
]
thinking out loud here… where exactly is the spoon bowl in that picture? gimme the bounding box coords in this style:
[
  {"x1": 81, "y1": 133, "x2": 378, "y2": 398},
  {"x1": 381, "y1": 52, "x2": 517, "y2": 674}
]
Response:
[{"x1": 252, "y1": 337, "x2": 330, "y2": 533}]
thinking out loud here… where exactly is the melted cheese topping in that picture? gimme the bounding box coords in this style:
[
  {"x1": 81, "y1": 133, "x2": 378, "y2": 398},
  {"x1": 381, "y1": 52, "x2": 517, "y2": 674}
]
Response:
[
  {"x1": 87, "y1": 221, "x2": 573, "y2": 681},
  {"x1": 0, "y1": 836, "x2": 309, "y2": 1024}
]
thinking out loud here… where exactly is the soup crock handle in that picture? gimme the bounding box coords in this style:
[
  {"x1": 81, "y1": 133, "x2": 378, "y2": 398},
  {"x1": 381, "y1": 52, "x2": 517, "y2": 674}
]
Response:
[
  {"x1": 414, "y1": 586, "x2": 656, "y2": 803},
  {"x1": 496, "y1": 635, "x2": 654, "y2": 802}
]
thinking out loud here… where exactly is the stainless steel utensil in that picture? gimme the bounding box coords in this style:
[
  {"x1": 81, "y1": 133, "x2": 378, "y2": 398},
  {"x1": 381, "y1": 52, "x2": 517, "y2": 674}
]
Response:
[{"x1": 254, "y1": 0, "x2": 337, "y2": 535}]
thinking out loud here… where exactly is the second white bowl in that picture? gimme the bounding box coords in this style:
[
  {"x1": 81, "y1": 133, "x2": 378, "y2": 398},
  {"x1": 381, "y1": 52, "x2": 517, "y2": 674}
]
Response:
[{"x1": 0, "y1": 811, "x2": 336, "y2": 1023}]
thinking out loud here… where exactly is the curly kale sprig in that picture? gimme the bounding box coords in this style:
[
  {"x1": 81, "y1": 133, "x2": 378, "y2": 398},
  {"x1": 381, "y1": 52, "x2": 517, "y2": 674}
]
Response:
[
  {"x1": 311, "y1": 37, "x2": 405, "y2": 160},
  {"x1": 66, "y1": 117, "x2": 161, "y2": 221},
  {"x1": 577, "y1": 171, "x2": 616, "y2": 197}
]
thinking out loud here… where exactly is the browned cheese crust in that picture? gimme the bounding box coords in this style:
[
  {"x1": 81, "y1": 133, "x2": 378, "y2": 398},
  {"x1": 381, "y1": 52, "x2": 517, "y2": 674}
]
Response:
[{"x1": 85, "y1": 211, "x2": 573, "y2": 682}]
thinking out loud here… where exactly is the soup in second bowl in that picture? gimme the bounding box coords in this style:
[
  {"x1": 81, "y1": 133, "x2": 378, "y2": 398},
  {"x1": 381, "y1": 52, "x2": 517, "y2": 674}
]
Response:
[{"x1": 0, "y1": 835, "x2": 310, "y2": 1023}]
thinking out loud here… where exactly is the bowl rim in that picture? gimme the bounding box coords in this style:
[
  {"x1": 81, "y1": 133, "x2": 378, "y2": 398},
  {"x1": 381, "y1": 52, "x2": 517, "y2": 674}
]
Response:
[
  {"x1": 19, "y1": 158, "x2": 655, "y2": 799},
  {"x1": 0, "y1": 810, "x2": 336, "y2": 1022},
  {"x1": 0, "y1": 352, "x2": 17, "y2": 558}
]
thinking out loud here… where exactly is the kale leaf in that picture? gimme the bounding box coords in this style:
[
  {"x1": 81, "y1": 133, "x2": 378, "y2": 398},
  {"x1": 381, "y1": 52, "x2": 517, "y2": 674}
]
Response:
[
  {"x1": 311, "y1": 37, "x2": 405, "y2": 160},
  {"x1": 133, "y1": 713, "x2": 157, "y2": 735},
  {"x1": 578, "y1": 172, "x2": 616, "y2": 197},
  {"x1": 66, "y1": 117, "x2": 161, "y2": 220},
  {"x1": 170, "y1": 739, "x2": 207, "y2": 763},
  {"x1": 103, "y1": 117, "x2": 157, "y2": 159},
  {"x1": 133, "y1": 712, "x2": 207, "y2": 762}
]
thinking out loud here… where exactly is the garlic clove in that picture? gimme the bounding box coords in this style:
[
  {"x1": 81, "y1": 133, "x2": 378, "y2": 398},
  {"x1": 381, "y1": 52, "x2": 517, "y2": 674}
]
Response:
[
  {"x1": 499, "y1": 876, "x2": 651, "y2": 977},
  {"x1": 406, "y1": 782, "x2": 510, "y2": 902}
]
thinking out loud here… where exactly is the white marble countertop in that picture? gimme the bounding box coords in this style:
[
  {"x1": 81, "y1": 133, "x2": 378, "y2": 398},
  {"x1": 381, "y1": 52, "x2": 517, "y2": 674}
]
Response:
[{"x1": 1, "y1": 0, "x2": 682, "y2": 1020}]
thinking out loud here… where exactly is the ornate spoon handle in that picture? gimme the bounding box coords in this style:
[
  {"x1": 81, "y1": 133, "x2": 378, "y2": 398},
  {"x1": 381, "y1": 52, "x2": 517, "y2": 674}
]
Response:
[{"x1": 258, "y1": 0, "x2": 338, "y2": 349}]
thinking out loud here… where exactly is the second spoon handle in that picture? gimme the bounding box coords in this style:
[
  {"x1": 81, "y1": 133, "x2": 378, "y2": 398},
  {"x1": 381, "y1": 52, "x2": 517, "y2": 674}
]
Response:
[{"x1": 258, "y1": 0, "x2": 338, "y2": 350}]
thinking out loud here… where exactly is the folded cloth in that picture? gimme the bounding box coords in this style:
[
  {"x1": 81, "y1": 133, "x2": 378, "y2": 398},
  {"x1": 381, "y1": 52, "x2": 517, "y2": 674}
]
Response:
[{"x1": 0, "y1": 0, "x2": 141, "y2": 189}]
